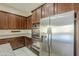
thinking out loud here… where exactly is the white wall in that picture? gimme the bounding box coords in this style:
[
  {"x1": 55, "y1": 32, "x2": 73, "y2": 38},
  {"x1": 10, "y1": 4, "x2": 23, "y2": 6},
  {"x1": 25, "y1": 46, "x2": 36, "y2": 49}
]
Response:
[{"x1": 0, "y1": 4, "x2": 27, "y2": 16}]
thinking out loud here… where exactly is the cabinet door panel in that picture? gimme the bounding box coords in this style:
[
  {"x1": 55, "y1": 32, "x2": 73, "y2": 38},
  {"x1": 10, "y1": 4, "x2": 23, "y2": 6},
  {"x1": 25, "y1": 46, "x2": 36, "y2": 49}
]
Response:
[
  {"x1": 41, "y1": 4, "x2": 48, "y2": 18},
  {"x1": 57, "y1": 3, "x2": 74, "y2": 14},
  {"x1": 27, "y1": 16, "x2": 32, "y2": 29},
  {"x1": 8, "y1": 14, "x2": 17, "y2": 29},
  {"x1": 36, "y1": 8, "x2": 41, "y2": 23},
  {"x1": 16, "y1": 16, "x2": 21, "y2": 29},
  {"x1": 47, "y1": 3, "x2": 55, "y2": 16},
  {"x1": 10, "y1": 37, "x2": 25, "y2": 50},
  {"x1": 22, "y1": 17, "x2": 27, "y2": 29},
  {"x1": 0, "y1": 12, "x2": 9, "y2": 29},
  {"x1": 32, "y1": 11, "x2": 37, "y2": 24},
  {"x1": 0, "y1": 11, "x2": 28, "y2": 29},
  {"x1": 41, "y1": 3, "x2": 54, "y2": 18},
  {"x1": 25, "y1": 37, "x2": 32, "y2": 47}
]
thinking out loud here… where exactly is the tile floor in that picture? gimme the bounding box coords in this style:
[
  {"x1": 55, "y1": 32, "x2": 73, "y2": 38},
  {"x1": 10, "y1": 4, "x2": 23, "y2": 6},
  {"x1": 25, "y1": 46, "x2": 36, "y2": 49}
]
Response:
[
  {"x1": 13, "y1": 47, "x2": 37, "y2": 56},
  {"x1": 0, "y1": 43, "x2": 37, "y2": 56}
]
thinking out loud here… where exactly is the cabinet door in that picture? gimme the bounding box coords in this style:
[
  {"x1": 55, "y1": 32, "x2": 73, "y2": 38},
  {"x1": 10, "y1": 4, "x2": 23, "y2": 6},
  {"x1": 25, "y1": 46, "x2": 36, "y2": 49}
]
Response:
[
  {"x1": 32, "y1": 11, "x2": 37, "y2": 24},
  {"x1": 29, "y1": 16, "x2": 32, "y2": 29},
  {"x1": 22, "y1": 17, "x2": 27, "y2": 29},
  {"x1": 47, "y1": 3, "x2": 55, "y2": 16},
  {"x1": 24, "y1": 19, "x2": 27, "y2": 29},
  {"x1": 8, "y1": 14, "x2": 17, "y2": 29},
  {"x1": 25, "y1": 37, "x2": 32, "y2": 47},
  {"x1": 36, "y1": 7, "x2": 42, "y2": 23},
  {"x1": 0, "y1": 12, "x2": 9, "y2": 29},
  {"x1": 16, "y1": 16, "x2": 21, "y2": 29},
  {"x1": 57, "y1": 3, "x2": 74, "y2": 14},
  {"x1": 10, "y1": 37, "x2": 25, "y2": 50},
  {"x1": 41, "y1": 3, "x2": 54, "y2": 18},
  {"x1": 27, "y1": 16, "x2": 32, "y2": 29},
  {"x1": 20, "y1": 16, "x2": 24, "y2": 29},
  {"x1": 27, "y1": 18, "x2": 29, "y2": 29}
]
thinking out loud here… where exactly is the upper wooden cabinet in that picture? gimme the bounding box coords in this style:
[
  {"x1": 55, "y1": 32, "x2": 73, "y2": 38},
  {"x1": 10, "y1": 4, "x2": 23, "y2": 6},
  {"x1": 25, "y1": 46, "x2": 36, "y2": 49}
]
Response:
[
  {"x1": 0, "y1": 11, "x2": 27, "y2": 29},
  {"x1": 32, "y1": 7, "x2": 42, "y2": 24},
  {"x1": 8, "y1": 14, "x2": 17, "y2": 29},
  {"x1": 56, "y1": 3, "x2": 74, "y2": 14},
  {"x1": 32, "y1": 11, "x2": 37, "y2": 24},
  {"x1": 27, "y1": 16, "x2": 32, "y2": 29},
  {"x1": 36, "y1": 7, "x2": 42, "y2": 23},
  {"x1": 16, "y1": 16, "x2": 27, "y2": 29},
  {"x1": 22, "y1": 17, "x2": 27, "y2": 29},
  {"x1": 41, "y1": 3, "x2": 54, "y2": 18},
  {"x1": 41, "y1": 3, "x2": 74, "y2": 18},
  {"x1": 0, "y1": 12, "x2": 9, "y2": 29}
]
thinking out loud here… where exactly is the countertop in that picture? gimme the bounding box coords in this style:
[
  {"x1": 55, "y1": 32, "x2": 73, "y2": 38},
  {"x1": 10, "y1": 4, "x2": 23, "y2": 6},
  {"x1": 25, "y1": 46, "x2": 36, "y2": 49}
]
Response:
[{"x1": 0, "y1": 30, "x2": 32, "y2": 39}]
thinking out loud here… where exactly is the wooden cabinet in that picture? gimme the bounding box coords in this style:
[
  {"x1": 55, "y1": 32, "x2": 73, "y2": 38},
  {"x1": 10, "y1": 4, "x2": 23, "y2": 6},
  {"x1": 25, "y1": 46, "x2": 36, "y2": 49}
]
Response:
[
  {"x1": 25, "y1": 37, "x2": 32, "y2": 47},
  {"x1": 27, "y1": 16, "x2": 32, "y2": 29},
  {"x1": 9, "y1": 15, "x2": 27, "y2": 29},
  {"x1": 32, "y1": 7, "x2": 42, "y2": 24},
  {"x1": 0, "y1": 12, "x2": 9, "y2": 29},
  {"x1": 41, "y1": 3, "x2": 73, "y2": 18},
  {"x1": 0, "y1": 39, "x2": 9, "y2": 45},
  {"x1": 16, "y1": 16, "x2": 20, "y2": 29},
  {"x1": 0, "y1": 36, "x2": 32, "y2": 50},
  {"x1": 9, "y1": 37, "x2": 25, "y2": 50},
  {"x1": 0, "y1": 11, "x2": 27, "y2": 29},
  {"x1": 41, "y1": 4, "x2": 48, "y2": 18},
  {"x1": 16, "y1": 16, "x2": 27, "y2": 29},
  {"x1": 56, "y1": 3, "x2": 74, "y2": 14},
  {"x1": 8, "y1": 14, "x2": 17, "y2": 29},
  {"x1": 41, "y1": 3, "x2": 54, "y2": 18},
  {"x1": 22, "y1": 17, "x2": 27, "y2": 29},
  {"x1": 32, "y1": 11, "x2": 37, "y2": 24},
  {"x1": 36, "y1": 8, "x2": 42, "y2": 22}
]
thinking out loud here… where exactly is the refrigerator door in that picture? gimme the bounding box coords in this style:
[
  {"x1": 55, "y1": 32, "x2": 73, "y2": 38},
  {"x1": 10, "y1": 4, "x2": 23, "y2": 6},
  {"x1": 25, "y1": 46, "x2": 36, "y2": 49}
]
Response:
[
  {"x1": 50, "y1": 11, "x2": 74, "y2": 56},
  {"x1": 40, "y1": 17, "x2": 50, "y2": 56}
]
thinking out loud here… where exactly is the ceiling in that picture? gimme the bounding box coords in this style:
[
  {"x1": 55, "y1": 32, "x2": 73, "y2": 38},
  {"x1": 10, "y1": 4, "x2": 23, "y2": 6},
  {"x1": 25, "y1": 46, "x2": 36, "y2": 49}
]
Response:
[{"x1": 0, "y1": 3, "x2": 43, "y2": 16}]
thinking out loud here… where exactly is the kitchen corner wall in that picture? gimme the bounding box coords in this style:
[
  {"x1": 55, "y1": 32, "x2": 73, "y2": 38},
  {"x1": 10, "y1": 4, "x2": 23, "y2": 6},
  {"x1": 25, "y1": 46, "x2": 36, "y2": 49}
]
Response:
[{"x1": 0, "y1": 4, "x2": 27, "y2": 16}]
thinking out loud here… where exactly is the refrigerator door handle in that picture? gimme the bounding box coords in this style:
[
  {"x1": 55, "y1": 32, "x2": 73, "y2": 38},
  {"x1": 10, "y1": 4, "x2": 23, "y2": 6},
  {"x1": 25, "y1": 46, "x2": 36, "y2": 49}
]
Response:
[
  {"x1": 48, "y1": 34, "x2": 52, "y2": 56},
  {"x1": 50, "y1": 33, "x2": 53, "y2": 56},
  {"x1": 47, "y1": 34, "x2": 50, "y2": 56},
  {"x1": 41, "y1": 36, "x2": 44, "y2": 42}
]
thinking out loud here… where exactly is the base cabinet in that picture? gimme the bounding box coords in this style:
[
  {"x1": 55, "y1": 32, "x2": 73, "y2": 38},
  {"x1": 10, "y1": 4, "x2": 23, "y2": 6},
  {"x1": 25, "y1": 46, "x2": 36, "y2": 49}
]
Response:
[
  {"x1": 9, "y1": 37, "x2": 25, "y2": 50},
  {"x1": 0, "y1": 36, "x2": 32, "y2": 50},
  {"x1": 25, "y1": 37, "x2": 32, "y2": 48},
  {"x1": 0, "y1": 39, "x2": 9, "y2": 45}
]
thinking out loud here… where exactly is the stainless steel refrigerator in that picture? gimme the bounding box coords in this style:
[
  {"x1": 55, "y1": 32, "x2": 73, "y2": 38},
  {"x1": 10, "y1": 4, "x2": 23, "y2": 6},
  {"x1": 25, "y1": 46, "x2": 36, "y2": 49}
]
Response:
[{"x1": 40, "y1": 11, "x2": 75, "y2": 56}]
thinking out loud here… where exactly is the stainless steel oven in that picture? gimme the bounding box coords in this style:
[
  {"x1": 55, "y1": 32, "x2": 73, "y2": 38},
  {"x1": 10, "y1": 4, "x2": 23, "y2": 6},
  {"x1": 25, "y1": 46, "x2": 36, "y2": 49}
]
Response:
[{"x1": 31, "y1": 23, "x2": 40, "y2": 55}]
